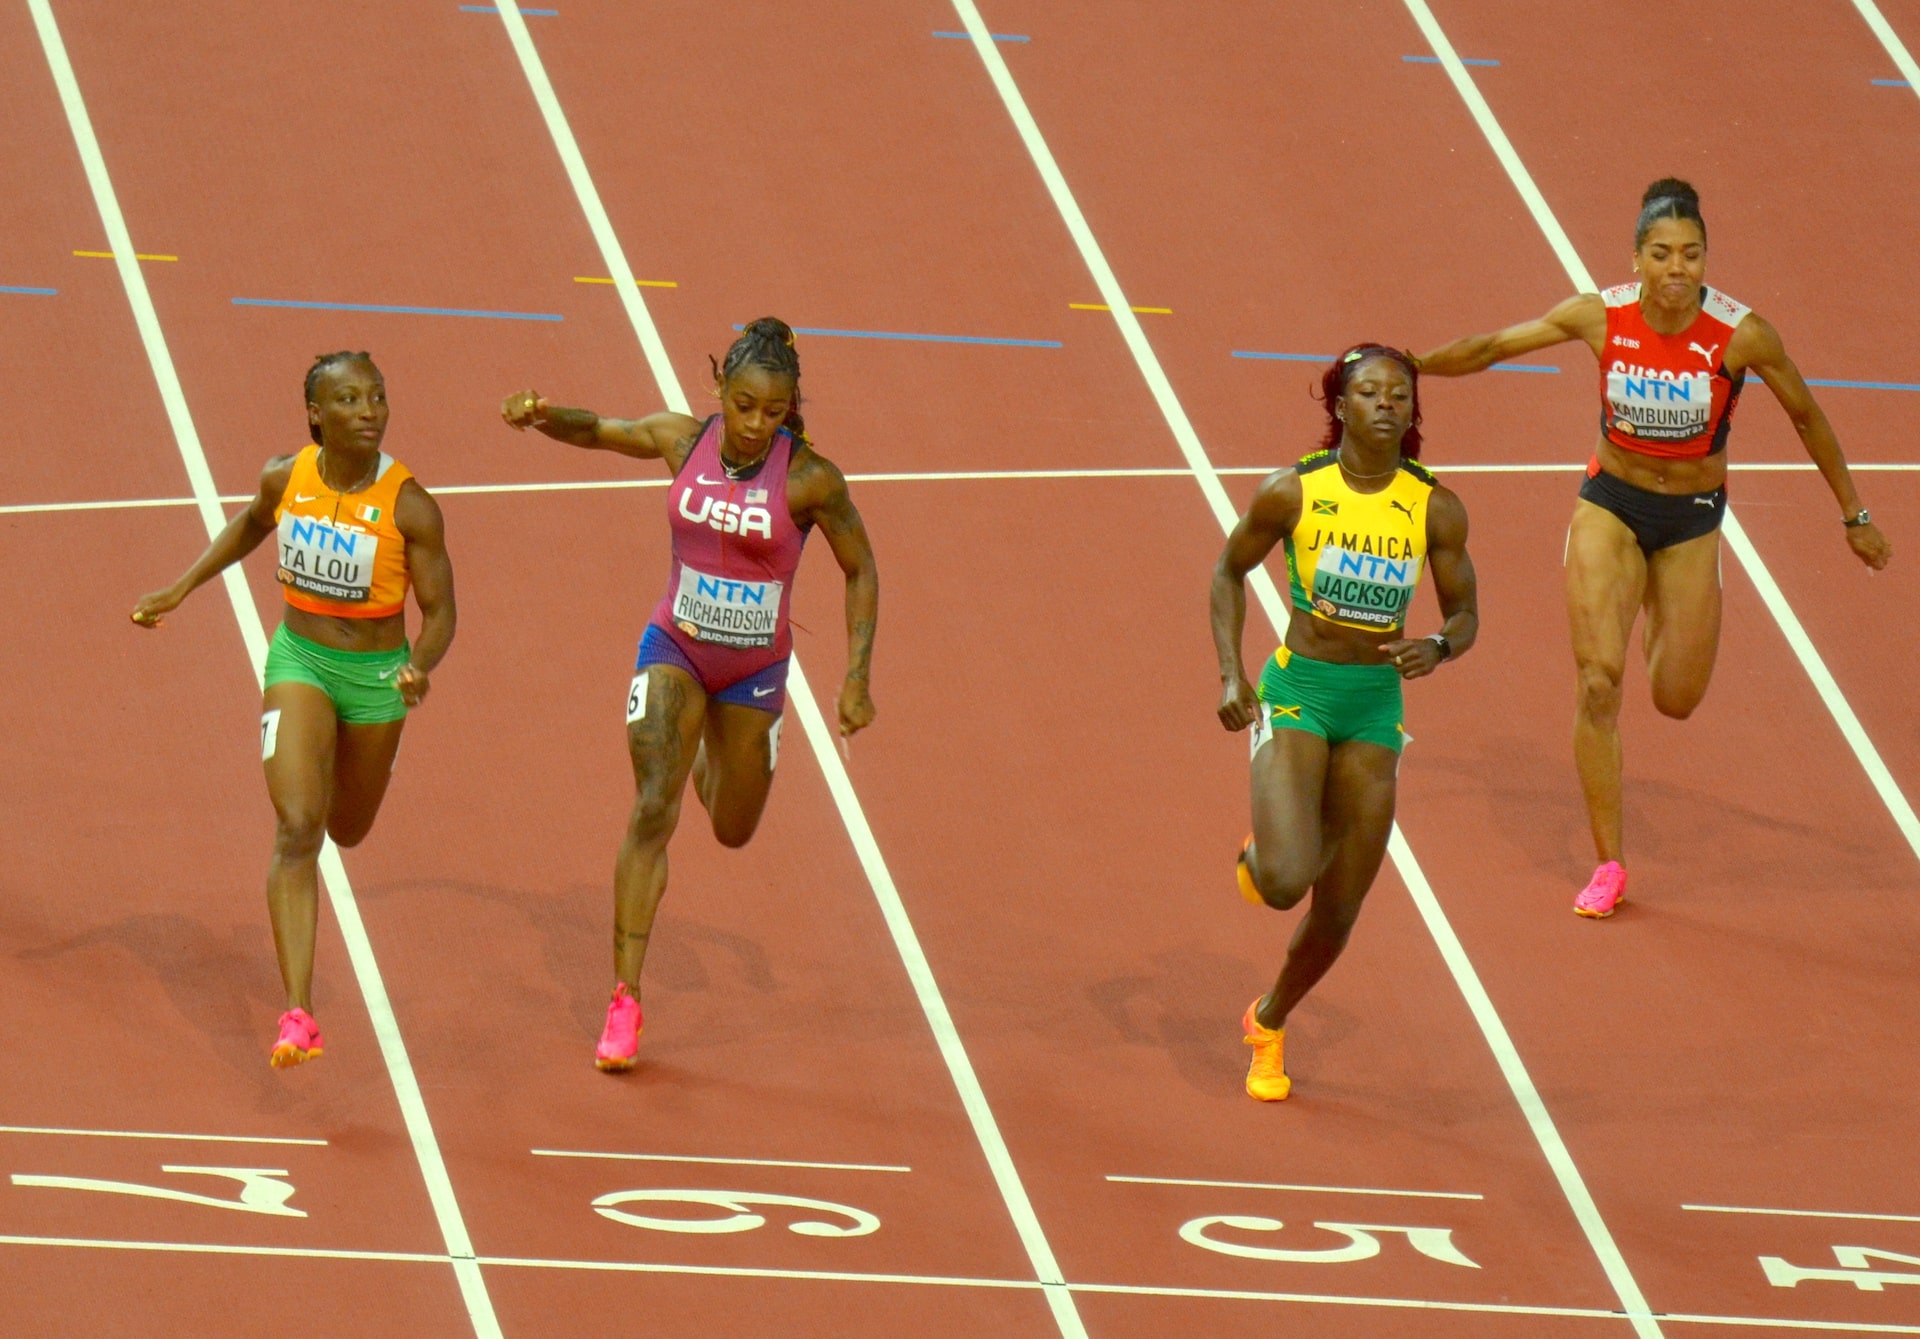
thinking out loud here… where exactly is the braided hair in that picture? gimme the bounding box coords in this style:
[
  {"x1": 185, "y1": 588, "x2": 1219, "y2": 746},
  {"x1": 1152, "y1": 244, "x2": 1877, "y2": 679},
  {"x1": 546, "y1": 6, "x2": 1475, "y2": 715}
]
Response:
[
  {"x1": 304, "y1": 351, "x2": 378, "y2": 444},
  {"x1": 1634, "y1": 178, "x2": 1706, "y2": 249},
  {"x1": 710, "y1": 317, "x2": 808, "y2": 444},
  {"x1": 1317, "y1": 344, "x2": 1423, "y2": 460}
]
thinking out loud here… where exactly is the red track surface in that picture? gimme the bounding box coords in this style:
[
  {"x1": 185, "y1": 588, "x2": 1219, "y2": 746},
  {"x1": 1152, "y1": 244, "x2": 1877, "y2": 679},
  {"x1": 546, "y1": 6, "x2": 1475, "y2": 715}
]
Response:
[{"x1": 5, "y1": 2, "x2": 1920, "y2": 1335}]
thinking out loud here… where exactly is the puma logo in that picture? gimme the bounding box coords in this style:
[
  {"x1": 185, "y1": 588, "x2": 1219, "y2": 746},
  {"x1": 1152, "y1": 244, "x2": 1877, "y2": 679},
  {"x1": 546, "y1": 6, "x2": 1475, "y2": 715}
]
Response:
[
  {"x1": 1389, "y1": 499, "x2": 1416, "y2": 520},
  {"x1": 1693, "y1": 497, "x2": 1717, "y2": 508},
  {"x1": 1689, "y1": 341, "x2": 1720, "y2": 365}
]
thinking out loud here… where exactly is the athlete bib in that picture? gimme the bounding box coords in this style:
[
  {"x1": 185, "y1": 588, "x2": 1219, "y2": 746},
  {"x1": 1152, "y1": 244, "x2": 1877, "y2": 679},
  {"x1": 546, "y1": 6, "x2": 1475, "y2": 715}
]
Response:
[
  {"x1": 670, "y1": 564, "x2": 784, "y2": 648},
  {"x1": 1307, "y1": 544, "x2": 1419, "y2": 629},
  {"x1": 276, "y1": 513, "x2": 382, "y2": 606}
]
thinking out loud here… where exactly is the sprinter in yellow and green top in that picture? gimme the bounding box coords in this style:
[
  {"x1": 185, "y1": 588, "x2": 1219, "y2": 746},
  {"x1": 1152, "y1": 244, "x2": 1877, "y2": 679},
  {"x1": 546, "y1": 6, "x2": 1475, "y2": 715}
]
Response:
[{"x1": 1210, "y1": 344, "x2": 1478, "y2": 1103}]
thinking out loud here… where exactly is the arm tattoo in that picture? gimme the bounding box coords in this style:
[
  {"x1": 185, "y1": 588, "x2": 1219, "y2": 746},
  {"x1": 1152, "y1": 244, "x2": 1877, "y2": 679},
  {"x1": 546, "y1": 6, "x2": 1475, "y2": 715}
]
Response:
[{"x1": 847, "y1": 619, "x2": 875, "y2": 681}]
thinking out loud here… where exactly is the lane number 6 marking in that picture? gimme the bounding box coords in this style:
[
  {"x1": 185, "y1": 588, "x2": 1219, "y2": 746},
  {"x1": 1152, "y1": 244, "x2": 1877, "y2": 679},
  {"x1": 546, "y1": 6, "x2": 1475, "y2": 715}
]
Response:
[{"x1": 591, "y1": 1188, "x2": 879, "y2": 1238}]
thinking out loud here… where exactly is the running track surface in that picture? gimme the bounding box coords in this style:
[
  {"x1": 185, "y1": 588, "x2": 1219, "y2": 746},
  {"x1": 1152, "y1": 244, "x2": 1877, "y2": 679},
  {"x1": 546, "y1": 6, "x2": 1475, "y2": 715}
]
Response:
[{"x1": 4, "y1": 2, "x2": 1920, "y2": 1335}]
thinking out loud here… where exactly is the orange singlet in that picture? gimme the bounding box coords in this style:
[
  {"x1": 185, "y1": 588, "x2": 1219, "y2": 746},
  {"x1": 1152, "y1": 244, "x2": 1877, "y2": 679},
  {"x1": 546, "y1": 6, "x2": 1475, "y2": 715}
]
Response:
[{"x1": 272, "y1": 446, "x2": 413, "y2": 618}]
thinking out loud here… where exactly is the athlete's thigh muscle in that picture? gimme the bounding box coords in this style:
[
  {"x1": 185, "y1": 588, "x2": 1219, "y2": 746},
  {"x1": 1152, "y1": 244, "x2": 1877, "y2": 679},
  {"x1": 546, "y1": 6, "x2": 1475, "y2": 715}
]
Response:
[
  {"x1": 262, "y1": 682, "x2": 338, "y2": 830},
  {"x1": 702, "y1": 702, "x2": 781, "y2": 834},
  {"x1": 329, "y1": 719, "x2": 406, "y2": 844},
  {"x1": 627, "y1": 663, "x2": 708, "y2": 796},
  {"x1": 1251, "y1": 727, "x2": 1332, "y2": 888},
  {"x1": 1642, "y1": 528, "x2": 1723, "y2": 707},
  {"x1": 1566, "y1": 499, "x2": 1648, "y2": 673},
  {"x1": 1315, "y1": 739, "x2": 1399, "y2": 906}
]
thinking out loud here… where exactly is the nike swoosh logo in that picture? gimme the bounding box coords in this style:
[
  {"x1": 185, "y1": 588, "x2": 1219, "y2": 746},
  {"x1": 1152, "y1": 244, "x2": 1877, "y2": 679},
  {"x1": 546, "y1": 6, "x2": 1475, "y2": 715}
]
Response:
[
  {"x1": 694, "y1": 474, "x2": 726, "y2": 486},
  {"x1": 751, "y1": 686, "x2": 777, "y2": 697},
  {"x1": 294, "y1": 494, "x2": 320, "y2": 503}
]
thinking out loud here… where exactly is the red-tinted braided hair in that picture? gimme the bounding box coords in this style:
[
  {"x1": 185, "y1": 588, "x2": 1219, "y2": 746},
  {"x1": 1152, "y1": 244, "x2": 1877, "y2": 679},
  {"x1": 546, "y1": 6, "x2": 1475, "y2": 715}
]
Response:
[{"x1": 1316, "y1": 343, "x2": 1423, "y2": 460}]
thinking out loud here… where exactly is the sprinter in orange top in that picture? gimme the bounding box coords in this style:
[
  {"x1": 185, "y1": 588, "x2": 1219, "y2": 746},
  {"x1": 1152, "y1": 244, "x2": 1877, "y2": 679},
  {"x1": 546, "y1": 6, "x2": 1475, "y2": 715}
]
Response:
[
  {"x1": 1415, "y1": 180, "x2": 1891, "y2": 917},
  {"x1": 132, "y1": 352, "x2": 456, "y2": 1066}
]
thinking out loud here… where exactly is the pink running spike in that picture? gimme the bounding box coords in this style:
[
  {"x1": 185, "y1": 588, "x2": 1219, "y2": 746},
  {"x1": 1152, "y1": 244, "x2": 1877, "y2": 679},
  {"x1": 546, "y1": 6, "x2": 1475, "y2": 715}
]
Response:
[
  {"x1": 1574, "y1": 861, "x2": 1627, "y2": 918},
  {"x1": 595, "y1": 983, "x2": 644, "y2": 1072},
  {"x1": 270, "y1": 1008, "x2": 324, "y2": 1068}
]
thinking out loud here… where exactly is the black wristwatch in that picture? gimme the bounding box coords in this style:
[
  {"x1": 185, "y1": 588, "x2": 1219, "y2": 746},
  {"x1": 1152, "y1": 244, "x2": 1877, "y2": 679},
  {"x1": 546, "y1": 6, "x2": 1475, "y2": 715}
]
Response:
[
  {"x1": 1426, "y1": 633, "x2": 1453, "y2": 662},
  {"x1": 1844, "y1": 509, "x2": 1872, "y2": 528}
]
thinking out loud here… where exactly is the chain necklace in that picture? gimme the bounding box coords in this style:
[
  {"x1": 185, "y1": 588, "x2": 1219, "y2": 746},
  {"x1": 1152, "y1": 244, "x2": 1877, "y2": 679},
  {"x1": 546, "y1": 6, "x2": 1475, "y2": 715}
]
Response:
[
  {"x1": 719, "y1": 439, "x2": 773, "y2": 480},
  {"x1": 1336, "y1": 445, "x2": 1401, "y2": 482},
  {"x1": 318, "y1": 447, "x2": 381, "y2": 495}
]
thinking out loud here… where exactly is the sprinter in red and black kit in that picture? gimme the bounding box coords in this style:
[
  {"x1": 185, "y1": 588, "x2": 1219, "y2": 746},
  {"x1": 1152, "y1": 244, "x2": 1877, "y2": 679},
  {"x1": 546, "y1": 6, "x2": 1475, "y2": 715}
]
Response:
[
  {"x1": 1415, "y1": 180, "x2": 1890, "y2": 917},
  {"x1": 502, "y1": 318, "x2": 878, "y2": 1068}
]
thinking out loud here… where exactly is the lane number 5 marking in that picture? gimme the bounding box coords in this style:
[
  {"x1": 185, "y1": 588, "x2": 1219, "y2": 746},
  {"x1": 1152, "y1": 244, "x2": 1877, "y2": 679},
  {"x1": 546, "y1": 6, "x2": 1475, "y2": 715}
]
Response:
[{"x1": 1180, "y1": 1216, "x2": 1479, "y2": 1268}]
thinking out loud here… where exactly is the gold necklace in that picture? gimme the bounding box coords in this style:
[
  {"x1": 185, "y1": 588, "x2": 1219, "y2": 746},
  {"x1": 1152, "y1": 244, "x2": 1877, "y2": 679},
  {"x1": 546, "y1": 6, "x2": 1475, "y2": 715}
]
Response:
[
  {"x1": 319, "y1": 448, "x2": 380, "y2": 494},
  {"x1": 1337, "y1": 446, "x2": 1400, "y2": 482}
]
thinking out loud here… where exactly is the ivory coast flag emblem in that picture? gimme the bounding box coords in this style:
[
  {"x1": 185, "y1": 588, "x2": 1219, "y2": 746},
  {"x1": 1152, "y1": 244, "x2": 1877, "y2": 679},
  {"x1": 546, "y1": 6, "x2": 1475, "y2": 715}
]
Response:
[{"x1": 356, "y1": 503, "x2": 382, "y2": 523}]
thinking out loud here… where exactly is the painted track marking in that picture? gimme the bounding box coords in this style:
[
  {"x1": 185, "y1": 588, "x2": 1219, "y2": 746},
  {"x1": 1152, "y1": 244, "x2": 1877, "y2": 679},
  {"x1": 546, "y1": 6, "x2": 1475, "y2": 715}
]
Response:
[
  {"x1": 1849, "y1": 0, "x2": 1920, "y2": 96},
  {"x1": 532, "y1": 1149, "x2": 911, "y2": 1174},
  {"x1": 230, "y1": 296, "x2": 562, "y2": 321},
  {"x1": 1108, "y1": 1175, "x2": 1482, "y2": 1201},
  {"x1": 0, "y1": 1125, "x2": 325, "y2": 1147},
  {"x1": 24, "y1": 4, "x2": 501, "y2": 1334},
  {"x1": 6, "y1": 1232, "x2": 1917, "y2": 1331},
  {"x1": 484, "y1": 4, "x2": 1087, "y2": 1333},
  {"x1": 951, "y1": 0, "x2": 1664, "y2": 1331},
  {"x1": 7, "y1": 460, "x2": 1920, "y2": 519},
  {"x1": 1687, "y1": 1204, "x2": 1920, "y2": 1225}
]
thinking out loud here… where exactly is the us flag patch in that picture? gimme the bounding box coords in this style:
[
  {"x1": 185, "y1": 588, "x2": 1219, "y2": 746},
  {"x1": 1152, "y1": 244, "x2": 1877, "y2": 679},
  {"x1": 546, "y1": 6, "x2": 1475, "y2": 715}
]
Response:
[{"x1": 746, "y1": 488, "x2": 768, "y2": 504}]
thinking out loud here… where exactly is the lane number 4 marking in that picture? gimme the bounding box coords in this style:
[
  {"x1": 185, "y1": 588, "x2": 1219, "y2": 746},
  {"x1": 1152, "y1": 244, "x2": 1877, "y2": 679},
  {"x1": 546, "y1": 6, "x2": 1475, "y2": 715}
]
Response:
[
  {"x1": 1763, "y1": 1246, "x2": 1920, "y2": 1291},
  {"x1": 1180, "y1": 1216, "x2": 1479, "y2": 1268},
  {"x1": 11, "y1": 1165, "x2": 304, "y2": 1217}
]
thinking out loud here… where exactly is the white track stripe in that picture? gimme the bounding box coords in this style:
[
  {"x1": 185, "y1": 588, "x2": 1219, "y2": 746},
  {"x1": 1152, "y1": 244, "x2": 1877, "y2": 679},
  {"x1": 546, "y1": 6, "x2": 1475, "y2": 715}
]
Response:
[
  {"x1": 0, "y1": 1125, "x2": 325, "y2": 1146},
  {"x1": 8, "y1": 1236, "x2": 1916, "y2": 1335},
  {"x1": 1685, "y1": 1202, "x2": 1920, "y2": 1224},
  {"x1": 530, "y1": 1149, "x2": 911, "y2": 1173},
  {"x1": 952, "y1": 1, "x2": 1663, "y2": 1333},
  {"x1": 1107, "y1": 1175, "x2": 1481, "y2": 1200},
  {"x1": 26, "y1": 5, "x2": 501, "y2": 1334},
  {"x1": 9, "y1": 460, "x2": 1920, "y2": 520},
  {"x1": 1401, "y1": 0, "x2": 1920, "y2": 857},
  {"x1": 487, "y1": 6, "x2": 1086, "y2": 1334},
  {"x1": 1850, "y1": 0, "x2": 1920, "y2": 94}
]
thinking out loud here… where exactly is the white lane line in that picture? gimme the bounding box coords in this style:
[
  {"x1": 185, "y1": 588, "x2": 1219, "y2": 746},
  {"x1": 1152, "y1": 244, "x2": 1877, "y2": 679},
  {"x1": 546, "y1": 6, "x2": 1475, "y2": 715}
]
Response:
[
  {"x1": 1850, "y1": 0, "x2": 1920, "y2": 95},
  {"x1": 25, "y1": 6, "x2": 502, "y2": 1335},
  {"x1": 1106, "y1": 1175, "x2": 1482, "y2": 1200},
  {"x1": 1406, "y1": 0, "x2": 1920, "y2": 878},
  {"x1": 482, "y1": 1254, "x2": 1033, "y2": 1290},
  {"x1": 3, "y1": 1235, "x2": 1914, "y2": 1332},
  {"x1": 1077, "y1": 1281, "x2": 1920, "y2": 1333},
  {"x1": 8, "y1": 461, "x2": 1920, "y2": 519},
  {"x1": 531, "y1": 1149, "x2": 911, "y2": 1174},
  {"x1": 952, "y1": 1, "x2": 1663, "y2": 1334},
  {"x1": 487, "y1": 6, "x2": 1086, "y2": 1335},
  {"x1": 1685, "y1": 1202, "x2": 1920, "y2": 1225},
  {"x1": 0, "y1": 1234, "x2": 450, "y2": 1264},
  {"x1": 0, "y1": 1125, "x2": 326, "y2": 1147}
]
